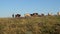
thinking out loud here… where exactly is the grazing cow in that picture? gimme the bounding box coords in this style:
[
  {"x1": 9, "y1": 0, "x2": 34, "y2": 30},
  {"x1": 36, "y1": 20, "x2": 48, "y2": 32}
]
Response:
[
  {"x1": 32, "y1": 13, "x2": 39, "y2": 17},
  {"x1": 15, "y1": 14, "x2": 21, "y2": 18},
  {"x1": 33, "y1": 13, "x2": 38, "y2": 15},
  {"x1": 24, "y1": 13, "x2": 31, "y2": 18},
  {"x1": 30, "y1": 14, "x2": 33, "y2": 16}
]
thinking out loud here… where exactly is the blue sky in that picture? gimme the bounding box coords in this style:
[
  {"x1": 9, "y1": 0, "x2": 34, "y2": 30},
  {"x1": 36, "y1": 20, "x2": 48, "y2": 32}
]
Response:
[{"x1": 0, "y1": 0, "x2": 60, "y2": 17}]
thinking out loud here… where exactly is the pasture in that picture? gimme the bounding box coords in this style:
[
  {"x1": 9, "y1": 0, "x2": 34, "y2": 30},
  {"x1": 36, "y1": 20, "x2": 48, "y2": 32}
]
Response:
[{"x1": 0, "y1": 16, "x2": 60, "y2": 34}]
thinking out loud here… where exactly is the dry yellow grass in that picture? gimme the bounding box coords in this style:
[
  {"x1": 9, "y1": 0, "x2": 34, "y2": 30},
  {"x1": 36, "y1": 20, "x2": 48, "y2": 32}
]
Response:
[{"x1": 0, "y1": 16, "x2": 60, "y2": 34}]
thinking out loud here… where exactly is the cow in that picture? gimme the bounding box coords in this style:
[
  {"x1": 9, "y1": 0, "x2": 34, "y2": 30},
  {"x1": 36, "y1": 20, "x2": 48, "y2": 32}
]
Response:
[
  {"x1": 15, "y1": 14, "x2": 21, "y2": 18},
  {"x1": 24, "y1": 13, "x2": 31, "y2": 18}
]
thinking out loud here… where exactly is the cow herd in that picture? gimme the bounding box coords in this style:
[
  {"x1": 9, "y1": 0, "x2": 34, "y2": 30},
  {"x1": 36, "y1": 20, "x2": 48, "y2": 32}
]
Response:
[
  {"x1": 12, "y1": 12, "x2": 60, "y2": 18},
  {"x1": 12, "y1": 13, "x2": 45, "y2": 18}
]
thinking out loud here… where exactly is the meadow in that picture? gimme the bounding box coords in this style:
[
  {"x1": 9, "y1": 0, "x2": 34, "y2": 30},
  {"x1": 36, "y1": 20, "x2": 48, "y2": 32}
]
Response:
[{"x1": 0, "y1": 16, "x2": 60, "y2": 34}]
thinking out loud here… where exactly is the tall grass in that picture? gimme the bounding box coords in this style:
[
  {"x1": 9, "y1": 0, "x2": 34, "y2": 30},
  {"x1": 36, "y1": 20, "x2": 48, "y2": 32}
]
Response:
[{"x1": 0, "y1": 16, "x2": 60, "y2": 34}]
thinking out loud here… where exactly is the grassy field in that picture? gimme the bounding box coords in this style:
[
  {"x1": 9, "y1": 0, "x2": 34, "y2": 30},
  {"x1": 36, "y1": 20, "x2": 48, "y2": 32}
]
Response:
[{"x1": 0, "y1": 16, "x2": 60, "y2": 34}]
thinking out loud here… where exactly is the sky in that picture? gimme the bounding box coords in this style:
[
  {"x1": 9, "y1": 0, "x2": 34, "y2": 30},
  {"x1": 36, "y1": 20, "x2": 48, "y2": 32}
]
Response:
[{"x1": 0, "y1": 0, "x2": 60, "y2": 17}]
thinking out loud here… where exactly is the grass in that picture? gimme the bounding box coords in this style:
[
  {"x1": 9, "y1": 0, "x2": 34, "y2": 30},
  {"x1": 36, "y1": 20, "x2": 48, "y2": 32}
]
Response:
[{"x1": 0, "y1": 16, "x2": 60, "y2": 34}]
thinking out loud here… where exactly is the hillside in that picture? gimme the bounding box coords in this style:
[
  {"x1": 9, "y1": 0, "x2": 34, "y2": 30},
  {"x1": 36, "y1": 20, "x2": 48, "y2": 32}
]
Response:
[{"x1": 0, "y1": 16, "x2": 60, "y2": 34}]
